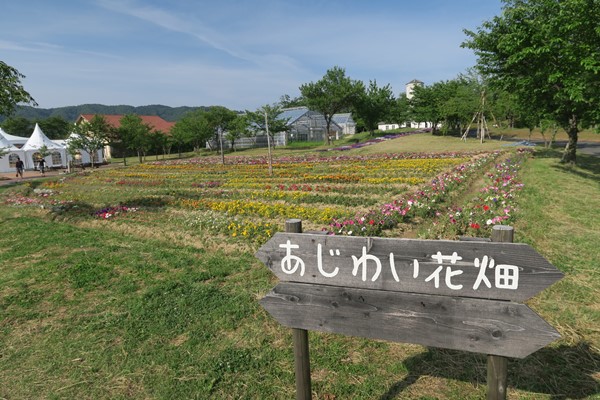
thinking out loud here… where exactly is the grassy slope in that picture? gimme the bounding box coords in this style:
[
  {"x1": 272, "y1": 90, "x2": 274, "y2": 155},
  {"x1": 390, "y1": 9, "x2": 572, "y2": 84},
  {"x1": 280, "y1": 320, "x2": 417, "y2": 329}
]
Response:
[{"x1": 0, "y1": 136, "x2": 598, "y2": 399}]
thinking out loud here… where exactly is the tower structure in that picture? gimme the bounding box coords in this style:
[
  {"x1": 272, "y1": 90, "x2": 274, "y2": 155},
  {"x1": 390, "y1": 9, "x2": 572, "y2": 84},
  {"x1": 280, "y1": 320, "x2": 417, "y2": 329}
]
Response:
[{"x1": 405, "y1": 79, "x2": 424, "y2": 99}]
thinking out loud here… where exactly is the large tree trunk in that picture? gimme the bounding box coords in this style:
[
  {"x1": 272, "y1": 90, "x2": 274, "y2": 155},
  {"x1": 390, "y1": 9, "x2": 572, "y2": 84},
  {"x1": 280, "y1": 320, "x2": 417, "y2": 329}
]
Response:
[{"x1": 561, "y1": 115, "x2": 578, "y2": 164}]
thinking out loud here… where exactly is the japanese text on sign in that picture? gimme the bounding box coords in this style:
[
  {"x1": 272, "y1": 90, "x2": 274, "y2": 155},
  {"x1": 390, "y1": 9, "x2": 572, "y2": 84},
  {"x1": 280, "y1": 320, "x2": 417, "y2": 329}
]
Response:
[{"x1": 279, "y1": 240, "x2": 519, "y2": 291}]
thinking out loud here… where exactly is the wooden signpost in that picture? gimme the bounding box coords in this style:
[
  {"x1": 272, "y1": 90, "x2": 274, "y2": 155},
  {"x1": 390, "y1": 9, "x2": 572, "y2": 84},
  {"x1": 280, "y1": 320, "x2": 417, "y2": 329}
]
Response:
[{"x1": 256, "y1": 220, "x2": 564, "y2": 399}]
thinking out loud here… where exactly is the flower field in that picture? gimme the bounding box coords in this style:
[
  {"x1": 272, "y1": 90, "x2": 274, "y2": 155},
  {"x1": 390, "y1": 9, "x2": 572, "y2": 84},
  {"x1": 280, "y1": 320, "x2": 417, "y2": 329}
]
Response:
[
  {"x1": 3, "y1": 144, "x2": 595, "y2": 400},
  {"x1": 2, "y1": 150, "x2": 530, "y2": 244}
]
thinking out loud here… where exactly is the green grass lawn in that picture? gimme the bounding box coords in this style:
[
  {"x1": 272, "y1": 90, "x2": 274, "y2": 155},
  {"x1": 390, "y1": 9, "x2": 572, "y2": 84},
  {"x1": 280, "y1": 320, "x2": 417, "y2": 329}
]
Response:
[{"x1": 0, "y1": 135, "x2": 598, "y2": 399}]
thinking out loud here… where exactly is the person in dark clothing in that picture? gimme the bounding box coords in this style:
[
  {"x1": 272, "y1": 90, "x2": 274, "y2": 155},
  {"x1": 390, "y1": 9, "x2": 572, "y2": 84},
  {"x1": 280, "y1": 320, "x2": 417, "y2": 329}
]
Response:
[
  {"x1": 38, "y1": 158, "x2": 46, "y2": 176},
  {"x1": 15, "y1": 157, "x2": 24, "y2": 179}
]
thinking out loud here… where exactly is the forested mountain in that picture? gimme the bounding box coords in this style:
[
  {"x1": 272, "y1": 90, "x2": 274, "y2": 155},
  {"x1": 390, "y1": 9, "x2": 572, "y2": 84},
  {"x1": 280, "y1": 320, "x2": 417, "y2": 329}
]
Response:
[{"x1": 2, "y1": 104, "x2": 210, "y2": 123}]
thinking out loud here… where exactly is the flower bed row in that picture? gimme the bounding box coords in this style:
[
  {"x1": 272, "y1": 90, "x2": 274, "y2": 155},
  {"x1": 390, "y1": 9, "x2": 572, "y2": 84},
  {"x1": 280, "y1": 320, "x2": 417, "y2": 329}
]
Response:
[
  {"x1": 329, "y1": 152, "x2": 501, "y2": 236},
  {"x1": 424, "y1": 150, "x2": 531, "y2": 238}
]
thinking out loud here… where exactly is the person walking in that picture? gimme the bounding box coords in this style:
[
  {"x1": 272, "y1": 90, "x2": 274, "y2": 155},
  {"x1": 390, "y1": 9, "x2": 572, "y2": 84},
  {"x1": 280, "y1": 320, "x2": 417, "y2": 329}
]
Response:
[
  {"x1": 38, "y1": 158, "x2": 46, "y2": 176},
  {"x1": 15, "y1": 157, "x2": 24, "y2": 179}
]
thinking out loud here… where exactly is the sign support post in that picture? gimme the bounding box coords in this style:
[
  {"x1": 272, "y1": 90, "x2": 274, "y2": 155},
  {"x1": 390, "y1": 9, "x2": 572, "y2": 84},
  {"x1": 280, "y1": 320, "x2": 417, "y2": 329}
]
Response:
[
  {"x1": 487, "y1": 225, "x2": 514, "y2": 400},
  {"x1": 285, "y1": 219, "x2": 312, "y2": 400}
]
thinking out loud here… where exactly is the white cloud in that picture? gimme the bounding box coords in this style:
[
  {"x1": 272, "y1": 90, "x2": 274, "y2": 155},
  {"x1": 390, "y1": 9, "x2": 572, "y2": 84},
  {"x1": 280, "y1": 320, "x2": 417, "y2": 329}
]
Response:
[{"x1": 2, "y1": 0, "x2": 502, "y2": 109}]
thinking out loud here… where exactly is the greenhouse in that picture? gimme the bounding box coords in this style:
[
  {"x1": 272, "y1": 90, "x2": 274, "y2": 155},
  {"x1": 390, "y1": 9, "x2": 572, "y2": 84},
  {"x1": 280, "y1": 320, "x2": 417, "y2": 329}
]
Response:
[{"x1": 211, "y1": 107, "x2": 346, "y2": 150}]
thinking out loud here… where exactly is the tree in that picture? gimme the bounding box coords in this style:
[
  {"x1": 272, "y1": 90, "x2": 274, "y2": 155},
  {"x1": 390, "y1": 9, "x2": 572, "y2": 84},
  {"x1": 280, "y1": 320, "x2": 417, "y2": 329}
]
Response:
[
  {"x1": 118, "y1": 114, "x2": 153, "y2": 164},
  {"x1": 247, "y1": 104, "x2": 291, "y2": 175},
  {"x1": 439, "y1": 77, "x2": 481, "y2": 136},
  {"x1": 1, "y1": 116, "x2": 34, "y2": 136},
  {"x1": 463, "y1": 0, "x2": 600, "y2": 163},
  {"x1": 37, "y1": 116, "x2": 71, "y2": 139},
  {"x1": 246, "y1": 104, "x2": 290, "y2": 143},
  {"x1": 488, "y1": 89, "x2": 519, "y2": 129},
  {"x1": 353, "y1": 80, "x2": 396, "y2": 136},
  {"x1": 225, "y1": 114, "x2": 250, "y2": 151},
  {"x1": 0, "y1": 61, "x2": 37, "y2": 117},
  {"x1": 148, "y1": 130, "x2": 170, "y2": 160},
  {"x1": 278, "y1": 94, "x2": 305, "y2": 108},
  {"x1": 409, "y1": 82, "x2": 445, "y2": 134},
  {"x1": 389, "y1": 94, "x2": 411, "y2": 131},
  {"x1": 170, "y1": 109, "x2": 211, "y2": 156},
  {"x1": 205, "y1": 106, "x2": 237, "y2": 164},
  {"x1": 300, "y1": 66, "x2": 364, "y2": 144},
  {"x1": 70, "y1": 115, "x2": 112, "y2": 167}
]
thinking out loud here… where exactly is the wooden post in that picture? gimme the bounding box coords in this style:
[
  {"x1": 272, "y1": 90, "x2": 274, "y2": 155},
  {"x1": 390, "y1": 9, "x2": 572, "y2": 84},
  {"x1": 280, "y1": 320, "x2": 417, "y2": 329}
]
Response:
[
  {"x1": 487, "y1": 225, "x2": 513, "y2": 400},
  {"x1": 285, "y1": 219, "x2": 312, "y2": 400}
]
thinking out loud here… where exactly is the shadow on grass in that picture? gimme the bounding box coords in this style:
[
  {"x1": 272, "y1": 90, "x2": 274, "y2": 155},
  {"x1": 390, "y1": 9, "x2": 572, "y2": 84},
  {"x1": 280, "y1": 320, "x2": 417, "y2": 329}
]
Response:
[
  {"x1": 553, "y1": 153, "x2": 600, "y2": 185},
  {"x1": 533, "y1": 148, "x2": 600, "y2": 184},
  {"x1": 381, "y1": 341, "x2": 599, "y2": 399},
  {"x1": 120, "y1": 196, "x2": 171, "y2": 209},
  {"x1": 49, "y1": 201, "x2": 96, "y2": 219}
]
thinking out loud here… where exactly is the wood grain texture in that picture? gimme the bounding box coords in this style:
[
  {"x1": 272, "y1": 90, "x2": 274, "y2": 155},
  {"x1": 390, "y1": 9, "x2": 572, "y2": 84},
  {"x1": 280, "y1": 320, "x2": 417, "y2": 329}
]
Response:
[
  {"x1": 256, "y1": 233, "x2": 563, "y2": 301},
  {"x1": 260, "y1": 282, "x2": 561, "y2": 359}
]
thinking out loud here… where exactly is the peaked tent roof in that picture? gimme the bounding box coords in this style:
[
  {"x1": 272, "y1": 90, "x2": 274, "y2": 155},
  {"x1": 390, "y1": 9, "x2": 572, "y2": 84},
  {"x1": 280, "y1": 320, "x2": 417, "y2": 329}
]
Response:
[
  {"x1": 0, "y1": 129, "x2": 21, "y2": 151},
  {"x1": 77, "y1": 114, "x2": 175, "y2": 133},
  {"x1": 22, "y1": 124, "x2": 63, "y2": 151},
  {"x1": 0, "y1": 127, "x2": 28, "y2": 145}
]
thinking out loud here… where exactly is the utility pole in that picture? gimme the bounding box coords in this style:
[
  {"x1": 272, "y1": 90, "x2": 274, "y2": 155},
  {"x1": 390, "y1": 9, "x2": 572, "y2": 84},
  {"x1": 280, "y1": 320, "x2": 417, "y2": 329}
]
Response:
[
  {"x1": 219, "y1": 126, "x2": 225, "y2": 165},
  {"x1": 265, "y1": 110, "x2": 273, "y2": 177}
]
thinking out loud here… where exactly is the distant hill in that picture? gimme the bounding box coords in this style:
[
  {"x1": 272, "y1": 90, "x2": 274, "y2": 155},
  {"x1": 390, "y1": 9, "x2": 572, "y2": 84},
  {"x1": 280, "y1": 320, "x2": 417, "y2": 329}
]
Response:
[{"x1": 2, "y1": 104, "x2": 211, "y2": 123}]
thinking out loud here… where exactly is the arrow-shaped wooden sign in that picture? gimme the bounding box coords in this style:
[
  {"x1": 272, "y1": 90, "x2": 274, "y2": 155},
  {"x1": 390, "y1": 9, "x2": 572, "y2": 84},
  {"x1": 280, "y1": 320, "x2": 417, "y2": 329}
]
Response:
[
  {"x1": 257, "y1": 232, "x2": 564, "y2": 359},
  {"x1": 260, "y1": 282, "x2": 560, "y2": 359},
  {"x1": 256, "y1": 233, "x2": 564, "y2": 302}
]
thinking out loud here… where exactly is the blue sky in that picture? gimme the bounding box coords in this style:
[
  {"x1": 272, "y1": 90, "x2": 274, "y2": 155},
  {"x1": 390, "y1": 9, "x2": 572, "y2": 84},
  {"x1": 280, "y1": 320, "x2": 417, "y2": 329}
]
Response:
[{"x1": 2, "y1": 0, "x2": 503, "y2": 111}]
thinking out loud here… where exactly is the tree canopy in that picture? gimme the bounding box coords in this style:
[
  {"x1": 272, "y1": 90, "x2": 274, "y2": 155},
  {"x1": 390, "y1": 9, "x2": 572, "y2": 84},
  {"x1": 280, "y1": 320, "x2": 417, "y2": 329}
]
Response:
[
  {"x1": 225, "y1": 114, "x2": 251, "y2": 150},
  {"x1": 0, "y1": 61, "x2": 37, "y2": 117},
  {"x1": 353, "y1": 80, "x2": 396, "y2": 136},
  {"x1": 300, "y1": 66, "x2": 363, "y2": 144},
  {"x1": 117, "y1": 114, "x2": 153, "y2": 163},
  {"x1": 1, "y1": 116, "x2": 34, "y2": 137},
  {"x1": 463, "y1": 0, "x2": 600, "y2": 163},
  {"x1": 70, "y1": 115, "x2": 112, "y2": 167},
  {"x1": 38, "y1": 116, "x2": 71, "y2": 139},
  {"x1": 246, "y1": 104, "x2": 290, "y2": 138},
  {"x1": 170, "y1": 109, "x2": 211, "y2": 155}
]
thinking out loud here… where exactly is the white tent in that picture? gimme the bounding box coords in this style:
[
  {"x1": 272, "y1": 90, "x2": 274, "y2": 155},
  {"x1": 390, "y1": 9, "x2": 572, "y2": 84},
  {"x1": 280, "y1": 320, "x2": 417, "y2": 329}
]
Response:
[
  {"x1": 0, "y1": 124, "x2": 106, "y2": 173},
  {"x1": 0, "y1": 129, "x2": 25, "y2": 174},
  {"x1": 0, "y1": 127, "x2": 28, "y2": 147},
  {"x1": 21, "y1": 123, "x2": 67, "y2": 170}
]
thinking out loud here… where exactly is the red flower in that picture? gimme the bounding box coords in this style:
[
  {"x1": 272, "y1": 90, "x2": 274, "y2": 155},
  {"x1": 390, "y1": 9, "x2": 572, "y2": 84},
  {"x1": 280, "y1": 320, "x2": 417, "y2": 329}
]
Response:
[
  {"x1": 470, "y1": 223, "x2": 481, "y2": 229},
  {"x1": 483, "y1": 205, "x2": 490, "y2": 211}
]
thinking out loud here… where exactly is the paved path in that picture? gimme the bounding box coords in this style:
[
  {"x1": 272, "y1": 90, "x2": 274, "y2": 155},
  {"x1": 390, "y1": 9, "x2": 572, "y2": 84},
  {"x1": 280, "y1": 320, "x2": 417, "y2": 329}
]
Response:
[
  {"x1": 577, "y1": 142, "x2": 600, "y2": 157},
  {"x1": 0, "y1": 169, "x2": 65, "y2": 186},
  {"x1": 0, "y1": 166, "x2": 99, "y2": 186}
]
